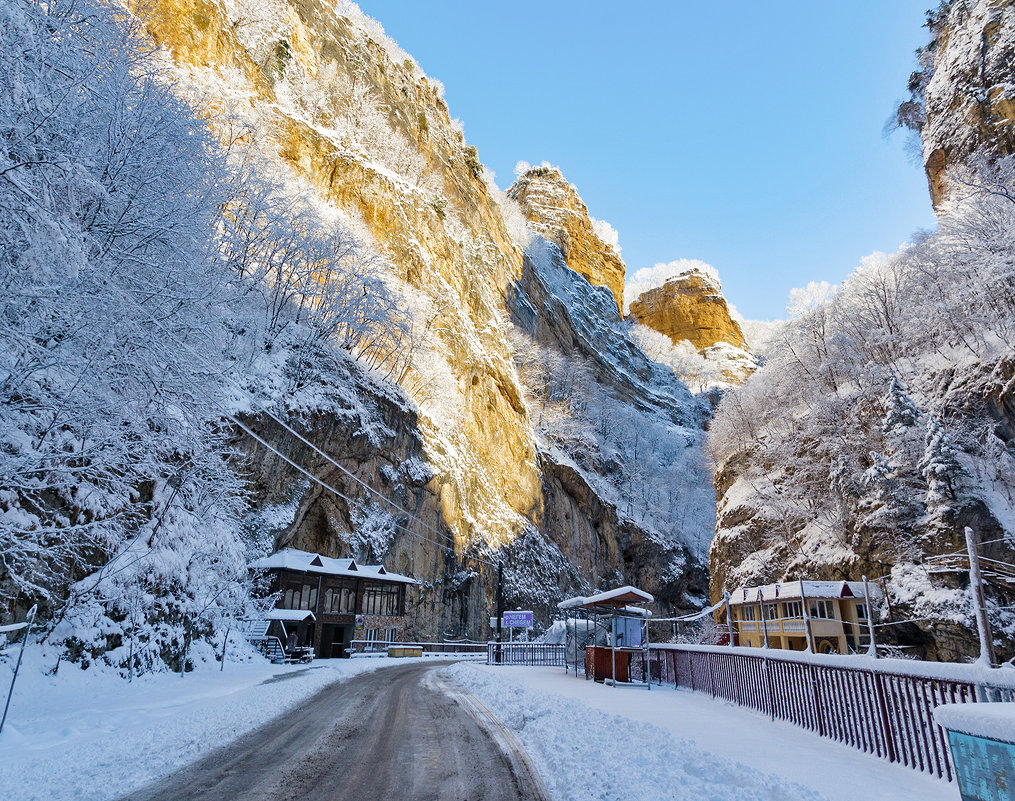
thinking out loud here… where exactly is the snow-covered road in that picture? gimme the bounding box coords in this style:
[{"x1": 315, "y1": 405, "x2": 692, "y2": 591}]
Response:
[
  {"x1": 120, "y1": 661, "x2": 540, "y2": 801},
  {"x1": 0, "y1": 654, "x2": 416, "y2": 801},
  {"x1": 441, "y1": 663, "x2": 955, "y2": 801}
]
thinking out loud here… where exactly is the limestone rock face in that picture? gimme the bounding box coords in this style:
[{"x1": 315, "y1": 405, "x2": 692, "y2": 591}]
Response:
[
  {"x1": 127, "y1": 0, "x2": 710, "y2": 635},
  {"x1": 627, "y1": 269, "x2": 748, "y2": 352},
  {"x1": 922, "y1": 0, "x2": 1015, "y2": 207},
  {"x1": 508, "y1": 167, "x2": 626, "y2": 315}
]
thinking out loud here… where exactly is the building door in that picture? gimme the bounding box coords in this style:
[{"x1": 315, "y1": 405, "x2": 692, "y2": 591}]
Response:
[
  {"x1": 318, "y1": 624, "x2": 336, "y2": 660},
  {"x1": 334, "y1": 625, "x2": 354, "y2": 658}
]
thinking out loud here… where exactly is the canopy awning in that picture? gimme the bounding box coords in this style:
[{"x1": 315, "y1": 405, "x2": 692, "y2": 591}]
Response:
[
  {"x1": 264, "y1": 609, "x2": 316, "y2": 622},
  {"x1": 558, "y1": 585, "x2": 654, "y2": 611}
]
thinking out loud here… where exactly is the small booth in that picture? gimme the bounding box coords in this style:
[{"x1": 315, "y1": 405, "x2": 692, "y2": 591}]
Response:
[
  {"x1": 558, "y1": 586, "x2": 652, "y2": 690},
  {"x1": 934, "y1": 702, "x2": 1015, "y2": 801}
]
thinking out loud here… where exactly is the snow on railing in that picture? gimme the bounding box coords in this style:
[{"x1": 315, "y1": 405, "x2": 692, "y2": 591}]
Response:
[{"x1": 639, "y1": 643, "x2": 1015, "y2": 782}]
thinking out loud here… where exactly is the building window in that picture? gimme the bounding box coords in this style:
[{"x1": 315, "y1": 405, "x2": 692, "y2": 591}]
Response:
[
  {"x1": 365, "y1": 628, "x2": 379, "y2": 643},
  {"x1": 764, "y1": 603, "x2": 779, "y2": 620},
  {"x1": 809, "y1": 600, "x2": 835, "y2": 619},
  {"x1": 362, "y1": 582, "x2": 403, "y2": 616},
  {"x1": 384, "y1": 627, "x2": 397, "y2": 643},
  {"x1": 322, "y1": 581, "x2": 357, "y2": 613},
  {"x1": 855, "y1": 603, "x2": 868, "y2": 620},
  {"x1": 741, "y1": 605, "x2": 757, "y2": 621},
  {"x1": 783, "y1": 601, "x2": 803, "y2": 619},
  {"x1": 282, "y1": 583, "x2": 317, "y2": 611}
]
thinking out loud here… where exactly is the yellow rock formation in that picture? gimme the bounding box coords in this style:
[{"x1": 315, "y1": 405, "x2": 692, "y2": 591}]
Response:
[
  {"x1": 628, "y1": 271, "x2": 748, "y2": 352},
  {"x1": 130, "y1": 0, "x2": 543, "y2": 552},
  {"x1": 508, "y1": 167, "x2": 626, "y2": 315}
]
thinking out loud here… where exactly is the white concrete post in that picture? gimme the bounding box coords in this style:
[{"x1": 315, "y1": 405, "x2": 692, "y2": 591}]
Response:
[
  {"x1": 862, "y1": 576, "x2": 877, "y2": 658},
  {"x1": 965, "y1": 527, "x2": 996, "y2": 667},
  {"x1": 800, "y1": 579, "x2": 815, "y2": 653},
  {"x1": 724, "y1": 591, "x2": 733, "y2": 647}
]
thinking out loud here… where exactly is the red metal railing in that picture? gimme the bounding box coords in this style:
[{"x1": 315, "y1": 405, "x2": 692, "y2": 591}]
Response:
[
  {"x1": 636, "y1": 644, "x2": 1015, "y2": 782},
  {"x1": 486, "y1": 642, "x2": 566, "y2": 666}
]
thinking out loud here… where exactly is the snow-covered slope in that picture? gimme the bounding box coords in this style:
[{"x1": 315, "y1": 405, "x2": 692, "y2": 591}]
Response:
[{"x1": 708, "y1": 219, "x2": 1015, "y2": 662}]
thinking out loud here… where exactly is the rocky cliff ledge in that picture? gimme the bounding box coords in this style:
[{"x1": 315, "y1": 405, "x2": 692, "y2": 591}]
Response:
[
  {"x1": 508, "y1": 167, "x2": 626, "y2": 315},
  {"x1": 920, "y1": 0, "x2": 1015, "y2": 207},
  {"x1": 627, "y1": 268, "x2": 747, "y2": 352}
]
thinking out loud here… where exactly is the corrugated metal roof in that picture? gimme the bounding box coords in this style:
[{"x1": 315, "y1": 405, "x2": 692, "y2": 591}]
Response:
[
  {"x1": 264, "y1": 609, "x2": 316, "y2": 621},
  {"x1": 558, "y1": 585, "x2": 654, "y2": 610}
]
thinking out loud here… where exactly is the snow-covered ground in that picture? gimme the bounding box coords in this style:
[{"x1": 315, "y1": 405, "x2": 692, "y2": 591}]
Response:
[
  {"x1": 441, "y1": 663, "x2": 954, "y2": 801},
  {"x1": 0, "y1": 653, "x2": 419, "y2": 801}
]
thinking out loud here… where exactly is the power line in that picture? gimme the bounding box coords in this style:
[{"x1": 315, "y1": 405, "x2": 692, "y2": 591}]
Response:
[
  {"x1": 133, "y1": 298, "x2": 504, "y2": 567},
  {"x1": 231, "y1": 416, "x2": 464, "y2": 559}
]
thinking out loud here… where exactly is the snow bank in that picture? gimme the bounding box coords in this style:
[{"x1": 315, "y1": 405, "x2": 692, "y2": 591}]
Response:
[
  {"x1": 0, "y1": 653, "x2": 411, "y2": 801},
  {"x1": 443, "y1": 663, "x2": 821, "y2": 801},
  {"x1": 442, "y1": 664, "x2": 953, "y2": 801}
]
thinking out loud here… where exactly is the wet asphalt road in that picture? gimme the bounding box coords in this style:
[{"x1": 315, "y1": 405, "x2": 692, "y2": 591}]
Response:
[{"x1": 120, "y1": 661, "x2": 544, "y2": 801}]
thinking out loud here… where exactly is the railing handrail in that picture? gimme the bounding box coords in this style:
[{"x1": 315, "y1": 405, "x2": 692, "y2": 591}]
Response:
[
  {"x1": 485, "y1": 641, "x2": 566, "y2": 667},
  {"x1": 641, "y1": 643, "x2": 1014, "y2": 782},
  {"x1": 651, "y1": 642, "x2": 1015, "y2": 690},
  {"x1": 348, "y1": 639, "x2": 486, "y2": 651}
]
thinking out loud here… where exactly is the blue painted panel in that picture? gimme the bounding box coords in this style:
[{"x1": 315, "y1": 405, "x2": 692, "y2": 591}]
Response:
[{"x1": 948, "y1": 730, "x2": 1015, "y2": 801}]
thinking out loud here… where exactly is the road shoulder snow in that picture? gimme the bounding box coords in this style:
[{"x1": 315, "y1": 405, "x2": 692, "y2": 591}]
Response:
[{"x1": 440, "y1": 663, "x2": 954, "y2": 801}]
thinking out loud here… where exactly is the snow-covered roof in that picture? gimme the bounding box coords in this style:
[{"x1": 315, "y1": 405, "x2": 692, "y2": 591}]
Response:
[
  {"x1": 729, "y1": 580, "x2": 882, "y2": 605},
  {"x1": 264, "y1": 609, "x2": 316, "y2": 622},
  {"x1": 249, "y1": 548, "x2": 417, "y2": 584},
  {"x1": 934, "y1": 702, "x2": 1015, "y2": 743},
  {"x1": 558, "y1": 585, "x2": 654, "y2": 610}
]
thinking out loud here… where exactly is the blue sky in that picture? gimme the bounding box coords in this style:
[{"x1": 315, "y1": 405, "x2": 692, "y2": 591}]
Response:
[{"x1": 358, "y1": 1, "x2": 938, "y2": 321}]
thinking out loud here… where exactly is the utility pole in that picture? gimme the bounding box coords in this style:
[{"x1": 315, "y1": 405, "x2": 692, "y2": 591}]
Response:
[
  {"x1": 965, "y1": 527, "x2": 996, "y2": 667},
  {"x1": 495, "y1": 561, "x2": 504, "y2": 664},
  {"x1": 759, "y1": 589, "x2": 770, "y2": 649},
  {"x1": 723, "y1": 591, "x2": 733, "y2": 647}
]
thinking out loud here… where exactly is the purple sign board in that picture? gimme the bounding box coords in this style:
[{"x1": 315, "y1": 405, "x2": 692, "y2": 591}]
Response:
[{"x1": 502, "y1": 611, "x2": 533, "y2": 628}]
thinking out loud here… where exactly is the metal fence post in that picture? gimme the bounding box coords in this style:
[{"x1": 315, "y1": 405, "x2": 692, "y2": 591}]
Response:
[
  {"x1": 809, "y1": 662, "x2": 825, "y2": 737},
  {"x1": 872, "y1": 671, "x2": 898, "y2": 763},
  {"x1": 1, "y1": 604, "x2": 37, "y2": 735}
]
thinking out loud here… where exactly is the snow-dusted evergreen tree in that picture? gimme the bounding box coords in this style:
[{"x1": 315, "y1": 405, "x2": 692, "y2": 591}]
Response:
[
  {"x1": 882, "y1": 376, "x2": 921, "y2": 435},
  {"x1": 918, "y1": 417, "x2": 965, "y2": 516}
]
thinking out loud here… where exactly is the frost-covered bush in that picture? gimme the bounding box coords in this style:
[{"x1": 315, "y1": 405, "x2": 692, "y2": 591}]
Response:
[
  {"x1": 0, "y1": 0, "x2": 406, "y2": 673},
  {"x1": 709, "y1": 164, "x2": 1015, "y2": 651},
  {"x1": 0, "y1": 0, "x2": 266, "y2": 670}
]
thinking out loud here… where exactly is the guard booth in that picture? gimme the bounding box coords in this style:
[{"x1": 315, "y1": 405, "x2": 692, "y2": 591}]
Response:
[{"x1": 558, "y1": 586, "x2": 652, "y2": 690}]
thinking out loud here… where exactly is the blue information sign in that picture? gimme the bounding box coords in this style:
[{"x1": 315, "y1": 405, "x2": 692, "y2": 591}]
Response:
[
  {"x1": 502, "y1": 611, "x2": 533, "y2": 628},
  {"x1": 948, "y1": 730, "x2": 1015, "y2": 801}
]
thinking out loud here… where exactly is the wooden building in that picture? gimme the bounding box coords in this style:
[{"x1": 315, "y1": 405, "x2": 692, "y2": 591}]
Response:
[
  {"x1": 729, "y1": 580, "x2": 882, "y2": 655},
  {"x1": 250, "y1": 548, "x2": 417, "y2": 659}
]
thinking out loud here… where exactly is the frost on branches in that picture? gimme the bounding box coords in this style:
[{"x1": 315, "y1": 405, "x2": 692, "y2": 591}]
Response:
[
  {"x1": 0, "y1": 0, "x2": 405, "y2": 673},
  {"x1": 709, "y1": 169, "x2": 1015, "y2": 659}
]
